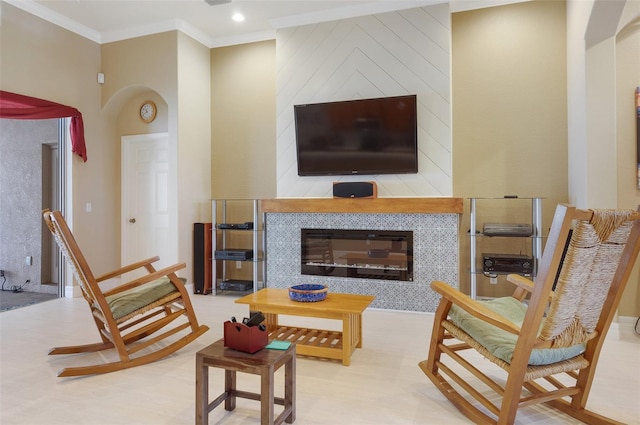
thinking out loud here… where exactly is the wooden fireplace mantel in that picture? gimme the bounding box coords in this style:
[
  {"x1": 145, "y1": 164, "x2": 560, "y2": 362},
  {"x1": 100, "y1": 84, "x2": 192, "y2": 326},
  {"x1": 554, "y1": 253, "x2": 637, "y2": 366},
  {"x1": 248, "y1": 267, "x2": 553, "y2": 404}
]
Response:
[{"x1": 261, "y1": 197, "x2": 463, "y2": 214}]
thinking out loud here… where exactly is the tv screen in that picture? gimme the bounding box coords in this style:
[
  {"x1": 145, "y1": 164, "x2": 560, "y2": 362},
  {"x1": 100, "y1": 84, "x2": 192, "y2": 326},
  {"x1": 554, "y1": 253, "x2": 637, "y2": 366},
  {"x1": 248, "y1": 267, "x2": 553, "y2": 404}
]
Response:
[{"x1": 294, "y1": 95, "x2": 418, "y2": 176}]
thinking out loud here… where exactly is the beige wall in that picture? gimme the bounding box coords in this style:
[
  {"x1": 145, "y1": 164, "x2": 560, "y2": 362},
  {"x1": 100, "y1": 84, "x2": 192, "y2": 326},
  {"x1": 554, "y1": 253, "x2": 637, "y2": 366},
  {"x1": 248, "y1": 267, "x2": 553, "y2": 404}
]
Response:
[
  {"x1": 2, "y1": 1, "x2": 638, "y2": 316},
  {"x1": 177, "y1": 32, "x2": 212, "y2": 280},
  {"x1": 1, "y1": 9, "x2": 212, "y2": 287},
  {"x1": 101, "y1": 32, "x2": 178, "y2": 105},
  {"x1": 452, "y1": 1, "x2": 568, "y2": 298},
  {"x1": 210, "y1": 41, "x2": 277, "y2": 199},
  {"x1": 0, "y1": 3, "x2": 117, "y2": 281},
  {"x1": 102, "y1": 31, "x2": 212, "y2": 282},
  {"x1": 615, "y1": 12, "x2": 640, "y2": 317},
  {"x1": 101, "y1": 32, "x2": 181, "y2": 276}
]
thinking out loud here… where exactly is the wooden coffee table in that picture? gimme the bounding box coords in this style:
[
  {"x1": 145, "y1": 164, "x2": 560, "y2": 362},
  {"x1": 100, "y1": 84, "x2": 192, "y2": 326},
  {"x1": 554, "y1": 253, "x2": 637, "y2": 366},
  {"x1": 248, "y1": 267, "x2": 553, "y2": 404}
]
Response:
[{"x1": 235, "y1": 288, "x2": 375, "y2": 366}]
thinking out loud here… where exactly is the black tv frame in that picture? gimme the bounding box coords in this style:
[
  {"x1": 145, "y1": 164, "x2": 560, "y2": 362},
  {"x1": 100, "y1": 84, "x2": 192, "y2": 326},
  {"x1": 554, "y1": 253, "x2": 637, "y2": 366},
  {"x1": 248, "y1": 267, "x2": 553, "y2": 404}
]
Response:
[{"x1": 294, "y1": 94, "x2": 418, "y2": 176}]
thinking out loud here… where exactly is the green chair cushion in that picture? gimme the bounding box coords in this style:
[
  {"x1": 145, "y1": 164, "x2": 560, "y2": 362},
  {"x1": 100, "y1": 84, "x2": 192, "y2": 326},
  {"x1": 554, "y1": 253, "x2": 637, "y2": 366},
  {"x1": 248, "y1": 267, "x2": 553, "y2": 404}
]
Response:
[
  {"x1": 448, "y1": 297, "x2": 585, "y2": 366},
  {"x1": 106, "y1": 277, "x2": 182, "y2": 320}
]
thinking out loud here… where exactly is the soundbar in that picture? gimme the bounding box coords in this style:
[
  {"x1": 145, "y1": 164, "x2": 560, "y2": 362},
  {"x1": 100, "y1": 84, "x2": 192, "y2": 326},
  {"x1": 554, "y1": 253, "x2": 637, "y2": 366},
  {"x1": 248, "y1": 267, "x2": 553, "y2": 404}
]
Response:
[
  {"x1": 332, "y1": 181, "x2": 377, "y2": 198},
  {"x1": 214, "y1": 249, "x2": 254, "y2": 260}
]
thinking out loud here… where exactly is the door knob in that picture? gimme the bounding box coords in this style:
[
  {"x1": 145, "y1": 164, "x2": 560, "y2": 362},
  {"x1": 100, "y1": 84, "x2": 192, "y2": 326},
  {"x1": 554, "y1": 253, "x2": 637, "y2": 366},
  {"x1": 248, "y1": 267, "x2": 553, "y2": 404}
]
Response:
[{"x1": 129, "y1": 218, "x2": 136, "y2": 223}]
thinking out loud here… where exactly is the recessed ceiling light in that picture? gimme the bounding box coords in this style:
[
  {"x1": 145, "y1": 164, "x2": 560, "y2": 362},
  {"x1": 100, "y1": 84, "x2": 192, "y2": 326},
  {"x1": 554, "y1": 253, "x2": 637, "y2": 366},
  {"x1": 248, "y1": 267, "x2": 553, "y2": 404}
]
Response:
[{"x1": 232, "y1": 13, "x2": 245, "y2": 22}]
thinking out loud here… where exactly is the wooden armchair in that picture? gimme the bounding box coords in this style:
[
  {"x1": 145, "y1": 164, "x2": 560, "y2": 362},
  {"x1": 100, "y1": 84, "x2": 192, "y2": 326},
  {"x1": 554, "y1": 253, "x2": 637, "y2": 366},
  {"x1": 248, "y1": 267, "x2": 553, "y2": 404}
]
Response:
[
  {"x1": 418, "y1": 204, "x2": 640, "y2": 424},
  {"x1": 43, "y1": 209, "x2": 209, "y2": 377}
]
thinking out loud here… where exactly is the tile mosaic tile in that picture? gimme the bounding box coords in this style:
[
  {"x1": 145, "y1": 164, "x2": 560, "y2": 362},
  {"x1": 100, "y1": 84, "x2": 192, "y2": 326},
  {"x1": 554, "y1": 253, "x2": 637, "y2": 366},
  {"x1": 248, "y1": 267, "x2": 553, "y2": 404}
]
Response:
[{"x1": 266, "y1": 212, "x2": 459, "y2": 312}]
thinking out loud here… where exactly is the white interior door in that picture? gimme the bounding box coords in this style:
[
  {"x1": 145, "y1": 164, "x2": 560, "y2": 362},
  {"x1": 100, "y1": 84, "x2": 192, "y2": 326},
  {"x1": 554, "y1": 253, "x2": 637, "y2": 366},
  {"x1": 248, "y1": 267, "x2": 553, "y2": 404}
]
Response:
[{"x1": 121, "y1": 133, "x2": 171, "y2": 281}]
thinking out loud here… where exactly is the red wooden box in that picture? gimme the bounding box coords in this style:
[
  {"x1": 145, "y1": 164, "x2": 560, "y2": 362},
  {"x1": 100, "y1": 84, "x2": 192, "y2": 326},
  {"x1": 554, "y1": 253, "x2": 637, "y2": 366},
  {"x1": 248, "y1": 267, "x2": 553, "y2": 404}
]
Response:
[{"x1": 223, "y1": 321, "x2": 268, "y2": 353}]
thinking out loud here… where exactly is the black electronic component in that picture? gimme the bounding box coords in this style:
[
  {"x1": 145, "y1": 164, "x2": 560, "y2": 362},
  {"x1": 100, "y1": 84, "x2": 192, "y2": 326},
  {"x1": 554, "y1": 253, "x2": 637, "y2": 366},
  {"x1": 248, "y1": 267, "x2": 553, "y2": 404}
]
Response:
[
  {"x1": 214, "y1": 249, "x2": 254, "y2": 260},
  {"x1": 482, "y1": 253, "x2": 533, "y2": 275},
  {"x1": 217, "y1": 222, "x2": 254, "y2": 230}
]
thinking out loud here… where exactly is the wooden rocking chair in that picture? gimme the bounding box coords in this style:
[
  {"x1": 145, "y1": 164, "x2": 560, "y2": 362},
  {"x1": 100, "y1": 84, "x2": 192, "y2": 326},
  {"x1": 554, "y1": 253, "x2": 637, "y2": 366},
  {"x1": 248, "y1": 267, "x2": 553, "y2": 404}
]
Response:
[
  {"x1": 43, "y1": 209, "x2": 209, "y2": 377},
  {"x1": 418, "y1": 204, "x2": 640, "y2": 424}
]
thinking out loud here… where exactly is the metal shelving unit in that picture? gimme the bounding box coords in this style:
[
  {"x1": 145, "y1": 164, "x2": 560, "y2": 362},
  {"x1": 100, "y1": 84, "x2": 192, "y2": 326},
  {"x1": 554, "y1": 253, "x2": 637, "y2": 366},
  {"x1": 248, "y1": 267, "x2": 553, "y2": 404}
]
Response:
[
  {"x1": 211, "y1": 199, "x2": 265, "y2": 295},
  {"x1": 469, "y1": 197, "x2": 543, "y2": 300}
]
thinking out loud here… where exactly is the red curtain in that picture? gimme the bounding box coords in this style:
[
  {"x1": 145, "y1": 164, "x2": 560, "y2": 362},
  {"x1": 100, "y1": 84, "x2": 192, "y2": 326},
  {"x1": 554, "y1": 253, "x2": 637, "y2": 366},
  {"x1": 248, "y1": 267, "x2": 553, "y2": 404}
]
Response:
[{"x1": 0, "y1": 90, "x2": 87, "y2": 162}]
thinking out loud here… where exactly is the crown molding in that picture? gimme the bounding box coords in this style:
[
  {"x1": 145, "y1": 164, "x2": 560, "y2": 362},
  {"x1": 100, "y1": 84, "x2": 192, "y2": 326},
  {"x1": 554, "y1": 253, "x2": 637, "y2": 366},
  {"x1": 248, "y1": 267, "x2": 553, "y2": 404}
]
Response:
[
  {"x1": 269, "y1": 0, "x2": 440, "y2": 29},
  {"x1": 5, "y1": 0, "x2": 101, "y2": 43},
  {"x1": 99, "y1": 18, "x2": 212, "y2": 47},
  {"x1": 209, "y1": 30, "x2": 276, "y2": 48},
  {"x1": 5, "y1": 0, "x2": 531, "y2": 48}
]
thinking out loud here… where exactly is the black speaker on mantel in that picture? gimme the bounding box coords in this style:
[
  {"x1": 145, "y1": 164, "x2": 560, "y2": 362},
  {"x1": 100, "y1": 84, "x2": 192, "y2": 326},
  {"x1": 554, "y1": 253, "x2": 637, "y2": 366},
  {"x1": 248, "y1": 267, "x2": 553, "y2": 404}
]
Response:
[{"x1": 332, "y1": 181, "x2": 378, "y2": 199}]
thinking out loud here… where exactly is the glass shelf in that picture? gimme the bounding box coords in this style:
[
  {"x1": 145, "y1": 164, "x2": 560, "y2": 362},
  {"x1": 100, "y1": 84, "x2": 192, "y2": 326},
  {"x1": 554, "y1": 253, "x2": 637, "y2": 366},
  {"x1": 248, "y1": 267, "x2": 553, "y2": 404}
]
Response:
[
  {"x1": 469, "y1": 197, "x2": 543, "y2": 300},
  {"x1": 211, "y1": 199, "x2": 265, "y2": 295}
]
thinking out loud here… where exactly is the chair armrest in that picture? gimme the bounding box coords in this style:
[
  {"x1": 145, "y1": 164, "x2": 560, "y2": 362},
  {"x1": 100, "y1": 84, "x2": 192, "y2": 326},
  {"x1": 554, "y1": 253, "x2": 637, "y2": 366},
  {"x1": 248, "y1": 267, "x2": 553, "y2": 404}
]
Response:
[
  {"x1": 102, "y1": 262, "x2": 187, "y2": 296},
  {"x1": 506, "y1": 274, "x2": 535, "y2": 301},
  {"x1": 507, "y1": 274, "x2": 554, "y2": 303},
  {"x1": 95, "y1": 256, "x2": 161, "y2": 283},
  {"x1": 431, "y1": 280, "x2": 521, "y2": 335},
  {"x1": 506, "y1": 274, "x2": 534, "y2": 292}
]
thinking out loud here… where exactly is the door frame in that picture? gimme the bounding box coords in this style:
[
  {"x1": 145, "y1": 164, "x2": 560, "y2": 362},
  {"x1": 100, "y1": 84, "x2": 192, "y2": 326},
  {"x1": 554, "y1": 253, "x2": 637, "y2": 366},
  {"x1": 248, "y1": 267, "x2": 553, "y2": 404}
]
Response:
[{"x1": 57, "y1": 118, "x2": 72, "y2": 297}]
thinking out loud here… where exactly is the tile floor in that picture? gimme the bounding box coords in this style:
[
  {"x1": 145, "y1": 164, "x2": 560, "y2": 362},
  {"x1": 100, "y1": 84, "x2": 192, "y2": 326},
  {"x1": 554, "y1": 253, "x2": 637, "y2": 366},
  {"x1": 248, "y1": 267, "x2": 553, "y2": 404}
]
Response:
[{"x1": 1, "y1": 292, "x2": 638, "y2": 425}]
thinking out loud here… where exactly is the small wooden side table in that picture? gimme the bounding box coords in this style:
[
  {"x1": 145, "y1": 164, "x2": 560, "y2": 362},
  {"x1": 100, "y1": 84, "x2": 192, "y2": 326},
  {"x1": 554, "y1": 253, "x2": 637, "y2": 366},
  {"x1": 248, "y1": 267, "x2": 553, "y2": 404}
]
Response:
[{"x1": 195, "y1": 339, "x2": 296, "y2": 425}]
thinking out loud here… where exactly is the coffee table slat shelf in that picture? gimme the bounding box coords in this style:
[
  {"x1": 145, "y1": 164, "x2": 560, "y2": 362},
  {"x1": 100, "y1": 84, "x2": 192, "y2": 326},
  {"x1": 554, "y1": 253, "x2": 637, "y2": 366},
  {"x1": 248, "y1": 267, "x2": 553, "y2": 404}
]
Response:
[
  {"x1": 235, "y1": 288, "x2": 374, "y2": 366},
  {"x1": 273, "y1": 326, "x2": 341, "y2": 346}
]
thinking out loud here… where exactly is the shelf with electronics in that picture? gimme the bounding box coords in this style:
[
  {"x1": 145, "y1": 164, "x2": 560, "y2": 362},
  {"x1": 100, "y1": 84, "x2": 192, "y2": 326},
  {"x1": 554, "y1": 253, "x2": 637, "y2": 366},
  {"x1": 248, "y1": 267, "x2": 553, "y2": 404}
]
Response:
[
  {"x1": 211, "y1": 199, "x2": 265, "y2": 295},
  {"x1": 468, "y1": 197, "x2": 543, "y2": 300}
]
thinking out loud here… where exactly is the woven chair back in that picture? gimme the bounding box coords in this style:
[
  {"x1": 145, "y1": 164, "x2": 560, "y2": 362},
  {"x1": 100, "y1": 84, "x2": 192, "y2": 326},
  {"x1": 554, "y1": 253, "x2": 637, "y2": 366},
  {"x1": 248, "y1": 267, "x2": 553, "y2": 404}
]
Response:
[
  {"x1": 43, "y1": 210, "x2": 99, "y2": 306},
  {"x1": 539, "y1": 209, "x2": 635, "y2": 348}
]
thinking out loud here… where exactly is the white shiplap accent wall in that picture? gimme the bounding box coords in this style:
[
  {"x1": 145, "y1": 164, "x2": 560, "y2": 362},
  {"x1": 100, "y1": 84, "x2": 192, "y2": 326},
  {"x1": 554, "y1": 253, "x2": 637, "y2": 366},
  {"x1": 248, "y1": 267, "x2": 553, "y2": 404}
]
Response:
[{"x1": 276, "y1": 4, "x2": 452, "y2": 198}]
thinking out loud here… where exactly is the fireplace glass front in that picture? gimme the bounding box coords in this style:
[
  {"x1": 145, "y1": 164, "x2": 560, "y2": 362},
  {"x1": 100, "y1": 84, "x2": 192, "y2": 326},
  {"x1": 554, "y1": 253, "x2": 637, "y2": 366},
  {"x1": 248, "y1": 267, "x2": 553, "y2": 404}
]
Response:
[{"x1": 301, "y1": 229, "x2": 413, "y2": 281}]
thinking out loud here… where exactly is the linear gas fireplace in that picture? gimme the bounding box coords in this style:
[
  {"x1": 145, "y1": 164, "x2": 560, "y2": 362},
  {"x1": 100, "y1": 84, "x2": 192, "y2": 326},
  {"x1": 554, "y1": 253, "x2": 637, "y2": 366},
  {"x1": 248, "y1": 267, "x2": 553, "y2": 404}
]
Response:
[{"x1": 301, "y1": 229, "x2": 413, "y2": 281}]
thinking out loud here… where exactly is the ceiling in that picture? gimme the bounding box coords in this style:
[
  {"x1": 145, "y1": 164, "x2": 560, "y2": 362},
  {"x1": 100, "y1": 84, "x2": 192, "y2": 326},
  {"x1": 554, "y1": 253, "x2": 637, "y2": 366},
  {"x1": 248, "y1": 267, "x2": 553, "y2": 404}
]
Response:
[
  {"x1": 4, "y1": 0, "x2": 442, "y2": 48},
  {"x1": 4, "y1": 0, "x2": 514, "y2": 48}
]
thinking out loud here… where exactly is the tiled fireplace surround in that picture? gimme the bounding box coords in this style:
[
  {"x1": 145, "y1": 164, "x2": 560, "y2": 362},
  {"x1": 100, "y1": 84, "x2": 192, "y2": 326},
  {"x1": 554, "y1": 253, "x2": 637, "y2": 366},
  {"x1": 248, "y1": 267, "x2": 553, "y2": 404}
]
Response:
[{"x1": 263, "y1": 198, "x2": 463, "y2": 312}]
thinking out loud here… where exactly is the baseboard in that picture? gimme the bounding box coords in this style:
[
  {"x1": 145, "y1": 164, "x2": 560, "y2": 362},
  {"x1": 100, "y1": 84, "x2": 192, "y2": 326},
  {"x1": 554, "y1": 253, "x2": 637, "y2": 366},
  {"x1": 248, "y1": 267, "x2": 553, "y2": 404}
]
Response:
[
  {"x1": 617, "y1": 315, "x2": 640, "y2": 333},
  {"x1": 65, "y1": 277, "x2": 119, "y2": 298},
  {"x1": 64, "y1": 284, "x2": 82, "y2": 298}
]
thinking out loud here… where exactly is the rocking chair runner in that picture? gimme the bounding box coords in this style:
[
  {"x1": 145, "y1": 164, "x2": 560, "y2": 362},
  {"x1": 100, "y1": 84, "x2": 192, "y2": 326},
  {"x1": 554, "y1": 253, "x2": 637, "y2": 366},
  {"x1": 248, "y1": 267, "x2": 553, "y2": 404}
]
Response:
[
  {"x1": 419, "y1": 204, "x2": 640, "y2": 425},
  {"x1": 43, "y1": 209, "x2": 209, "y2": 377}
]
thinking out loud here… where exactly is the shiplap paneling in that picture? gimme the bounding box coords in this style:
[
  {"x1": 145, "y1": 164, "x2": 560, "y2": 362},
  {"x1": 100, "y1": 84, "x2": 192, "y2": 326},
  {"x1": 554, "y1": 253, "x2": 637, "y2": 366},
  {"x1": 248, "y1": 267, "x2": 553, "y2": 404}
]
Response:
[{"x1": 276, "y1": 5, "x2": 451, "y2": 198}]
